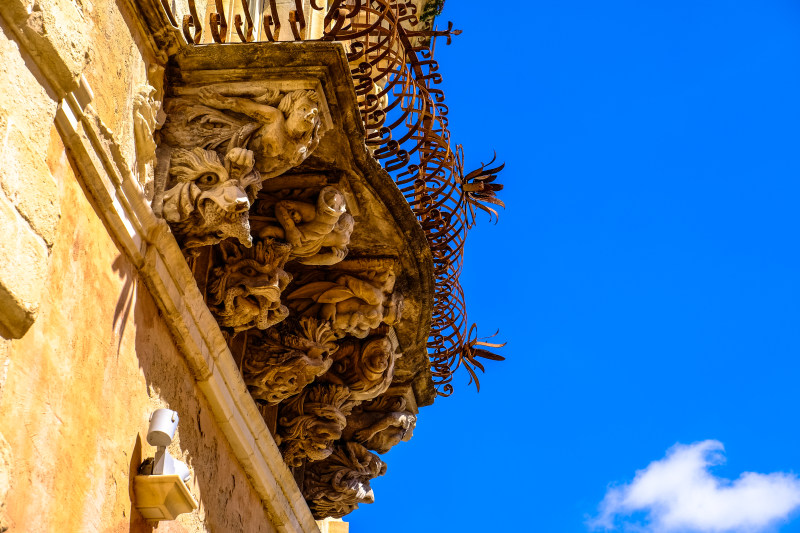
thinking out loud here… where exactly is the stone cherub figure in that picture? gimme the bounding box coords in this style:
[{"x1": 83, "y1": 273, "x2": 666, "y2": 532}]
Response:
[
  {"x1": 286, "y1": 270, "x2": 403, "y2": 339},
  {"x1": 159, "y1": 146, "x2": 260, "y2": 248},
  {"x1": 193, "y1": 86, "x2": 322, "y2": 180},
  {"x1": 259, "y1": 186, "x2": 354, "y2": 266}
]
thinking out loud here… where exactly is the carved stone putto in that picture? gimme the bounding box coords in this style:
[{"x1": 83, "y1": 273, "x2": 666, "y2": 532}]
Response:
[
  {"x1": 161, "y1": 84, "x2": 323, "y2": 181},
  {"x1": 243, "y1": 318, "x2": 337, "y2": 406},
  {"x1": 343, "y1": 386, "x2": 418, "y2": 454},
  {"x1": 159, "y1": 147, "x2": 261, "y2": 248},
  {"x1": 208, "y1": 239, "x2": 292, "y2": 332},
  {"x1": 259, "y1": 185, "x2": 354, "y2": 265},
  {"x1": 286, "y1": 268, "x2": 403, "y2": 339},
  {"x1": 276, "y1": 384, "x2": 354, "y2": 467},
  {"x1": 323, "y1": 333, "x2": 400, "y2": 402},
  {"x1": 302, "y1": 442, "x2": 387, "y2": 519}
]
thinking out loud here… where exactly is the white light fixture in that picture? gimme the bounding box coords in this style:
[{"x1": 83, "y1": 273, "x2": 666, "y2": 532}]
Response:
[{"x1": 133, "y1": 408, "x2": 198, "y2": 521}]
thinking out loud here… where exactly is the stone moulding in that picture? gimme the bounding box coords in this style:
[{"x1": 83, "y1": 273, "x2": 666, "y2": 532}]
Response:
[{"x1": 53, "y1": 40, "x2": 434, "y2": 532}]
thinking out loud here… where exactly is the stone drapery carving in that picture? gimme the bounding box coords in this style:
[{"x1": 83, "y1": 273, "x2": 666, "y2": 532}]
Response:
[
  {"x1": 208, "y1": 239, "x2": 292, "y2": 332},
  {"x1": 158, "y1": 147, "x2": 261, "y2": 248},
  {"x1": 302, "y1": 442, "x2": 386, "y2": 519},
  {"x1": 258, "y1": 185, "x2": 354, "y2": 265},
  {"x1": 276, "y1": 384, "x2": 354, "y2": 467},
  {"x1": 243, "y1": 318, "x2": 337, "y2": 405},
  {"x1": 286, "y1": 266, "x2": 403, "y2": 339},
  {"x1": 323, "y1": 333, "x2": 400, "y2": 402},
  {"x1": 343, "y1": 387, "x2": 418, "y2": 454},
  {"x1": 161, "y1": 84, "x2": 323, "y2": 181}
]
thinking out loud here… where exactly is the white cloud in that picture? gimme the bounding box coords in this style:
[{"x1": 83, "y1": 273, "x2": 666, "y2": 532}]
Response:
[{"x1": 589, "y1": 440, "x2": 800, "y2": 533}]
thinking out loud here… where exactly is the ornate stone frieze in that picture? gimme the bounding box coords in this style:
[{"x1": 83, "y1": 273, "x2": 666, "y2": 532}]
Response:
[
  {"x1": 207, "y1": 239, "x2": 292, "y2": 332},
  {"x1": 243, "y1": 318, "x2": 337, "y2": 406},
  {"x1": 276, "y1": 384, "x2": 354, "y2": 467},
  {"x1": 257, "y1": 185, "x2": 354, "y2": 266},
  {"x1": 302, "y1": 442, "x2": 386, "y2": 519},
  {"x1": 285, "y1": 261, "x2": 403, "y2": 339},
  {"x1": 322, "y1": 330, "x2": 401, "y2": 402},
  {"x1": 343, "y1": 385, "x2": 418, "y2": 455}
]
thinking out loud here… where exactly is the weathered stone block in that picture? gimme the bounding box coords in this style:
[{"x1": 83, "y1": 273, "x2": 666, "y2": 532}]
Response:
[
  {"x1": 0, "y1": 0, "x2": 90, "y2": 96},
  {"x1": 0, "y1": 124, "x2": 60, "y2": 247},
  {"x1": 0, "y1": 190, "x2": 48, "y2": 339}
]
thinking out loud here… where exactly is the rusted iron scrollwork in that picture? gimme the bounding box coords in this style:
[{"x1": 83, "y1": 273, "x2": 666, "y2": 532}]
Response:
[{"x1": 158, "y1": 0, "x2": 506, "y2": 395}]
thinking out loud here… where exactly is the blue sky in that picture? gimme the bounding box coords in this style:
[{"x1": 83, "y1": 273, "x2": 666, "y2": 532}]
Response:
[{"x1": 349, "y1": 1, "x2": 800, "y2": 532}]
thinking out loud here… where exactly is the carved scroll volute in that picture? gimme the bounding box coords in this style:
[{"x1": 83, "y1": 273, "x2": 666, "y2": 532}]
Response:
[
  {"x1": 243, "y1": 318, "x2": 337, "y2": 405},
  {"x1": 208, "y1": 239, "x2": 292, "y2": 332},
  {"x1": 286, "y1": 266, "x2": 404, "y2": 339},
  {"x1": 343, "y1": 385, "x2": 418, "y2": 455},
  {"x1": 302, "y1": 442, "x2": 386, "y2": 519},
  {"x1": 323, "y1": 331, "x2": 401, "y2": 402},
  {"x1": 257, "y1": 185, "x2": 354, "y2": 266},
  {"x1": 276, "y1": 383, "x2": 354, "y2": 467}
]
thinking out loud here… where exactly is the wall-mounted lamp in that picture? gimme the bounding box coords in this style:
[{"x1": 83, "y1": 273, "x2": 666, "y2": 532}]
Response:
[{"x1": 133, "y1": 408, "x2": 198, "y2": 521}]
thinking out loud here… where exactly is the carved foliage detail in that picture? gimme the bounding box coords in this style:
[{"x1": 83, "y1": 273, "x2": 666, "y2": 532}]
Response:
[
  {"x1": 302, "y1": 442, "x2": 386, "y2": 519},
  {"x1": 208, "y1": 239, "x2": 292, "y2": 332},
  {"x1": 243, "y1": 318, "x2": 337, "y2": 406},
  {"x1": 276, "y1": 384, "x2": 354, "y2": 467}
]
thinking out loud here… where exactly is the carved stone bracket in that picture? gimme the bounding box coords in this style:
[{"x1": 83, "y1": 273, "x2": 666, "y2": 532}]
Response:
[
  {"x1": 286, "y1": 260, "x2": 403, "y2": 339},
  {"x1": 321, "y1": 329, "x2": 401, "y2": 402},
  {"x1": 243, "y1": 318, "x2": 337, "y2": 406},
  {"x1": 342, "y1": 384, "x2": 418, "y2": 455},
  {"x1": 302, "y1": 442, "x2": 386, "y2": 520},
  {"x1": 276, "y1": 383, "x2": 355, "y2": 467},
  {"x1": 207, "y1": 239, "x2": 292, "y2": 332}
]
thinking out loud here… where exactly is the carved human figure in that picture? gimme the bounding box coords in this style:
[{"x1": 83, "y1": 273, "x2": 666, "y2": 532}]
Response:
[
  {"x1": 133, "y1": 84, "x2": 164, "y2": 189},
  {"x1": 276, "y1": 384, "x2": 354, "y2": 467},
  {"x1": 159, "y1": 147, "x2": 260, "y2": 248},
  {"x1": 286, "y1": 270, "x2": 403, "y2": 339},
  {"x1": 302, "y1": 442, "x2": 386, "y2": 519},
  {"x1": 194, "y1": 86, "x2": 322, "y2": 180},
  {"x1": 343, "y1": 388, "x2": 417, "y2": 454},
  {"x1": 259, "y1": 186, "x2": 354, "y2": 265},
  {"x1": 323, "y1": 335, "x2": 400, "y2": 402},
  {"x1": 243, "y1": 318, "x2": 338, "y2": 405},
  {"x1": 208, "y1": 239, "x2": 292, "y2": 332}
]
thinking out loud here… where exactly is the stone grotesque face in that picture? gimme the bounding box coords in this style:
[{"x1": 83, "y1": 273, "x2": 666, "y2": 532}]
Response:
[
  {"x1": 243, "y1": 318, "x2": 338, "y2": 405},
  {"x1": 302, "y1": 442, "x2": 386, "y2": 519},
  {"x1": 344, "y1": 389, "x2": 417, "y2": 455},
  {"x1": 208, "y1": 239, "x2": 292, "y2": 332},
  {"x1": 161, "y1": 147, "x2": 260, "y2": 248},
  {"x1": 325, "y1": 334, "x2": 400, "y2": 402},
  {"x1": 277, "y1": 384, "x2": 354, "y2": 467}
]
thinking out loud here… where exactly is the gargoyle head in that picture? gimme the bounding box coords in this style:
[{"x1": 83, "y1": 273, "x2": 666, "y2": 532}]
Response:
[
  {"x1": 161, "y1": 147, "x2": 260, "y2": 248},
  {"x1": 277, "y1": 384, "x2": 354, "y2": 467},
  {"x1": 209, "y1": 239, "x2": 292, "y2": 332},
  {"x1": 303, "y1": 442, "x2": 386, "y2": 519},
  {"x1": 244, "y1": 318, "x2": 338, "y2": 405}
]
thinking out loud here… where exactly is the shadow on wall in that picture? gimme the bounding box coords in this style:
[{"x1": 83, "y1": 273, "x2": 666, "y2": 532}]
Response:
[{"x1": 128, "y1": 270, "x2": 277, "y2": 533}]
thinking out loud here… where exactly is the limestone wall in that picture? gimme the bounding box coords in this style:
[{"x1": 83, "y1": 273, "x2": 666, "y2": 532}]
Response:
[{"x1": 0, "y1": 0, "x2": 291, "y2": 531}]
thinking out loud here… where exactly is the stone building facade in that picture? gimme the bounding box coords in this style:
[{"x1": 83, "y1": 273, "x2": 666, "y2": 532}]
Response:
[{"x1": 0, "y1": 0, "x2": 501, "y2": 531}]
